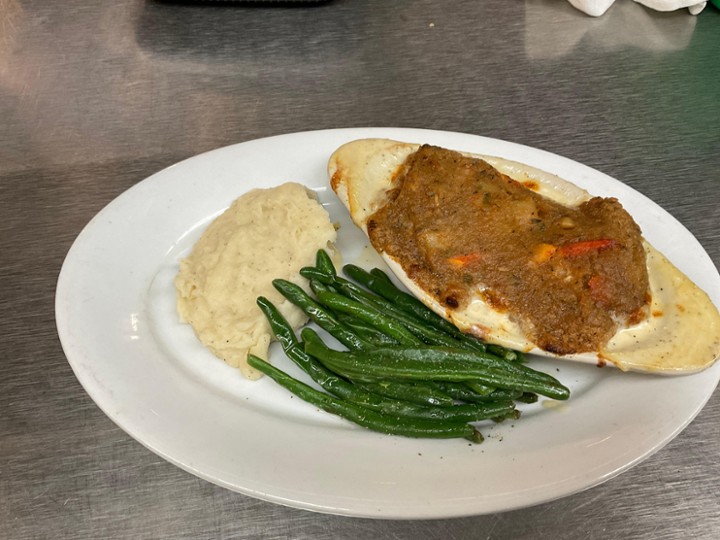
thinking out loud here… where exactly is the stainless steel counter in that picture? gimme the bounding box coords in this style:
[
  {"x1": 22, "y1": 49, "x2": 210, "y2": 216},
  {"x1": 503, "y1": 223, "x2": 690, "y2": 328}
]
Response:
[{"x1": 2, "y1": 1, "x2": 719, "y2": 538}]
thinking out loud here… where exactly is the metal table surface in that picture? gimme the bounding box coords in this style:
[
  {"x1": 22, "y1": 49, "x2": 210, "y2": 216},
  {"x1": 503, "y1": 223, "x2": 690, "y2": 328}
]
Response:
[{"x1": 2, "y1": 1, "x2": 719, "y2": 538}]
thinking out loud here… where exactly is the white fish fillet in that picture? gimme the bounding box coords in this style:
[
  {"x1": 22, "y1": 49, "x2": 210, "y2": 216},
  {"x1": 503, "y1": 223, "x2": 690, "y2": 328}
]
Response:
[{"x1": 328, "y1": 138, "x2": 720, "y2": 374}]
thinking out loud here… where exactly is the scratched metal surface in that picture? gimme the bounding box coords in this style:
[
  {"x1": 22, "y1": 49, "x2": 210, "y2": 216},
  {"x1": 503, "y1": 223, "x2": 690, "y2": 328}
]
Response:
[{"x1": 1, "y1": 0, "x2": 719, "y2": 538}]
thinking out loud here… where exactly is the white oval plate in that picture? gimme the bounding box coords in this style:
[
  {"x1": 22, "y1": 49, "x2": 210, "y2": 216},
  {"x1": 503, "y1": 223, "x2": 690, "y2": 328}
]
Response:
[{"x1": 56, "y1": 128, "x2": 720, "y2": 519}]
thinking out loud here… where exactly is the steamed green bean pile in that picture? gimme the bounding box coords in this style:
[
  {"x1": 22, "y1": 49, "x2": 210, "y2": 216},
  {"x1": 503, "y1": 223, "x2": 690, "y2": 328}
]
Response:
[{"x1": 248, "y1": 249, "x2": 570, "y2": 443}]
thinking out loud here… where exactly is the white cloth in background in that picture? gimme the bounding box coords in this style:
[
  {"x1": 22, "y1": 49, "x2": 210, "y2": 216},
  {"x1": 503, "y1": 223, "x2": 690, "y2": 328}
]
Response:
[
  {"x1": 525, "y1": 0, "x2": 697, "y2": 59},
  {"x1": 568, "y1": 0, "x2": 707, "y2": 16}
]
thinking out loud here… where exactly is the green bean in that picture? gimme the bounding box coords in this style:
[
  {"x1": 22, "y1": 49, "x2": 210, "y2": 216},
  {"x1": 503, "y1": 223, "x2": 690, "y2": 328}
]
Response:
[
  {"x1": 385, "y1": 347, "x2": 563, "y2": 386},
  {"x1": 463, "y1": 380, "x2": 496, "y2": 396},
  {"x1": 322, "y1": 311, "x2": 554, "y2": 387},
  {"x1": 258, "y1": 309, "x2": 357, "y2": 397},
  {"x1": 314, "y1": 291, "x2": 423, "y2": 346},
  {"x1": 492, "y1": 408, "x2": 522, "y2": 423},
  {"x1": 303, "y1": 265, "x2": 459, "y2": 347},
  {"x1": 369, "y1": 267, "x2": 394, "y2": 283},
  {"x1": 347, "y1": 377, "x2": 515, "y2": 421},
  {"x1": 247, "y1": 355, "x2": 484, "y2": 442},
  {"x1": 345, "y1": 264, "x2": 465, "y2": 333},
  {"x1": 333, "y1": 286, "x2": 504, "y2": 395},
  {"x1": 515, "y1": 392, "x2": 539, "y2": 404},
  {"x1": 306, "y1": 277, "x2": 554, "y2": 393},
  {"x1": 301, "y1": 328, "x2": 505, "y2": 405},
  {"x1": 258, "y1": 298, "x2": 513, "y2": 422},
  {"x1": 257, "y1": 296, "x2": 299, "y2": 350},
  {"x1": 300, "y1": 266, "x2": 334, "y2": 285},
  {"x1": 362, "y1": 266, "x2": 527, "y2": 362},
  {"x1": 303, "y1": 335, "x2": 570, "y2": 400},
  {"x1": 304, "y1": 267, "x2": 499, "y2": 394},
  {"x1": 343, "y1": 264, "x2": 488, "y2": 352},
  {"x1": 330, "y1": 274, "x2": 471, "y2": 349},
  {"x1": 433, "y1": 382, "x2": 489, "y2": 403},
  {"x1": 288, "y1": 344, "x2": 511, "y2": 421},
  {"x1": 356, "y1": 380, "x2": 455, "y2": 407},
  {"x1": 487, "y1": 344, "x2": 525, "y2": 363},
  {"x1": 334, "y1": 313, "x2": 400, "y2": 347},
  {"x1": 256, "y1": 259, "x2": 570, "y2": 441},
  {"x1": 307, "y1": 269, "x2": 503, "y2": 393},
  {"x1": 272, "y1": 279, "x2": 370, "y2": 351},
  {"x1": 313, "y1": 264, "x2": 519, "y2": 367},
  {"x1": 435, "y1": 383, "x2": 523, "y2": 403},
  {"x1": 315, "y1": 249, "x2": 337, "y2": 276},
  {"x1": 307, "y1": 278, "x2": 335, "y2": 297}
]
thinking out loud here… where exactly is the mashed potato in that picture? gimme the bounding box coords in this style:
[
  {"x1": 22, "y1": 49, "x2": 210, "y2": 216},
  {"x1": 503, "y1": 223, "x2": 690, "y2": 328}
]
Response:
[{"x1": 175, "y1": 182, "x2": 337, "y2": 379}]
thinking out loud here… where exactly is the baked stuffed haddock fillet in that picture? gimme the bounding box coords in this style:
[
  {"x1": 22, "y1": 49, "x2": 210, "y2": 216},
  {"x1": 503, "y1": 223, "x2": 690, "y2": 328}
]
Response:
[{"x1": 328, "y1": 138, "x2": 720, "y2": 374}]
